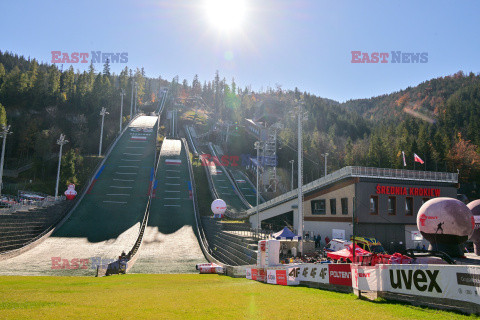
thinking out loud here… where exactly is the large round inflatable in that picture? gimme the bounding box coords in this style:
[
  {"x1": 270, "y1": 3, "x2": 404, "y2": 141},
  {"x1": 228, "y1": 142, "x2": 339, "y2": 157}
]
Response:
[
  {"x1": 417, "y1": 197, "x2": 474, "y2": 257},
  {"x1": 211, "y1": 199, "x2": 226, "y2": 218},
  {"x1": 467, "y1": 200, "x2": 480, "y2": 255}
]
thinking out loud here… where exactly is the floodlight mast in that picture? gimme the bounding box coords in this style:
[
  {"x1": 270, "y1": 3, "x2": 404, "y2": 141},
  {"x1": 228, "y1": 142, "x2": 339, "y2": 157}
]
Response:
[
  {"x1": 0, "y1": 125, "x2": 11, "y2": 196},
  {"x1": 297, "y1": 102, "x2": 304, "y2": 255},
  {"x1": 99, "y1": 108, "x2": 109, "y2": 156},
  {"x1": 120, "y1": 89, "x2": 125, "y2": 133},
  {"x1": 55, "y1": 134, "x2": 68, "y2": 200}
]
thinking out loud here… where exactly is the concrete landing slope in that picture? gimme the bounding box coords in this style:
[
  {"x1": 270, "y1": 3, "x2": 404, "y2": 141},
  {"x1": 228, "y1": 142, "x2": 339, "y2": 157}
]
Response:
[
  {"x1": 0, "y1": 116, "x2": 157, "y2": 276},
  {"x1": 130, "y1": 139, "x2": 206, "y2": 274}
]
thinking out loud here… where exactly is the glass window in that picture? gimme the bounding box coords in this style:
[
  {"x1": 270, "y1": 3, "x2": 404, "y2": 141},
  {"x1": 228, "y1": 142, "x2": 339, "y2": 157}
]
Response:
[
  {"x1": 405, "y1": 197, "x2": 413, "y2": 216},
  {"x1": 330, "y1": 199, "x2": 336, "y2": 215},
  {"x1": 341, "y1": 198, "x2": 348, "y2": 215},
  {"x1": 388, "y1": 197, "x2": 396, "y2": 215},
  {"x1": 311, "y1": 199, "x2": 326, "y2": 215},
  {"x1": 370, "y1": 196, "x2": 378, "y2": 215}
]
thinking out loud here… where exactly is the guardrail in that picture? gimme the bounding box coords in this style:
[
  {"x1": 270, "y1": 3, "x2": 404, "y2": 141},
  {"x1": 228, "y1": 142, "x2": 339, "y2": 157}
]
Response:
[{"x1": 247, "y1": 166, "x2": 459, "y2": 215}]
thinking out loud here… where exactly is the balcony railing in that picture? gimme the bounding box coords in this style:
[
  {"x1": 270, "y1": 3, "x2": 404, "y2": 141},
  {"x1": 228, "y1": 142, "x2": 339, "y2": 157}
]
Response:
[{"x1": 246, "y1": 166, "x2": 458, "y2": 215}]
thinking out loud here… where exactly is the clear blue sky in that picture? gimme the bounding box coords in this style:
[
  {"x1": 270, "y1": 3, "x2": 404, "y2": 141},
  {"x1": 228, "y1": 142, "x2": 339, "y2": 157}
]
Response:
[{"x1": 1, "y1": 0, "x2": 479, "y2": 102}]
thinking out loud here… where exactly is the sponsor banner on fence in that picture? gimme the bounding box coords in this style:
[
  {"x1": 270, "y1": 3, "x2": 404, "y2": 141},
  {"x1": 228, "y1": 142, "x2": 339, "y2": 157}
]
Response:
[
  {"x1": 351, "y1": 265, "x2": 378, "y2": 291},
  {"x1": 380, "y1": 264, "x2": 480, "y2": 306},
  {"x1": 329, "y1": 263, "x2": 352, "y2": 286},
  {"x1": 277, "y1": 269, "x2": 288, "y2": 285},
  {"x1": 267, "y1": 269, "x2": 277, "y2": 284},
  {"x1": 251, "y1": 268, "x2": 258, "y2": 281},
  {"x1": 246, "y1": 268, "x2": 252, "y2": 280},
  {"x1": 257, "y1": 268, "x2": 266, "y2": 282},
  {"x1": 297, "y1": 263, "x2": 329, "y2": 284}
]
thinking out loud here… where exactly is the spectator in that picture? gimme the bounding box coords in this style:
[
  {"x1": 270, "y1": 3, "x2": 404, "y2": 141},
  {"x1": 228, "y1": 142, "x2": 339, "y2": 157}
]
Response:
[
  {"x1": 291, "y1": 246, "x2": 297, "y2": 258},
  {"x1": 325, "y1": 236, "x2": 330, "y2": 245},
  {"x1": 316, "y1": 235, "x2": 321, "y2": 248}
]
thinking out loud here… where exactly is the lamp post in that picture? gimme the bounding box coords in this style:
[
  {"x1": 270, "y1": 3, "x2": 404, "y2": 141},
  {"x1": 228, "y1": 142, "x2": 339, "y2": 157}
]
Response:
[
  {"x1": 55, "y1": 134, "x2": 68, "y2": 200},
  {"x1": 296, "y1": 102, "x2": 306, "y2": 255},
  {"x1": 0, "y1": 125, "x2": 11, "y2": 196},
  {"x1": 130, "y1": 81, "x2": 135, "y2": 118},
  {"x1": 119, "y1": 89, "x2": 125, "y2": 133},
  {"x1": 321, "y1": 153, "x2": 329, "y2": 176},
  {"x1": 134, "y1": 83, "x2": 138, "y2": 114},
  {"x1": 254, "y1": 141, "x2": 262, "y2": 233},
  {"x1": 99, "y1": 107, "x2": 109, "y2": 156},
  {"x1": 289, "y1": 160, "x2": 294, "y2": 191}
]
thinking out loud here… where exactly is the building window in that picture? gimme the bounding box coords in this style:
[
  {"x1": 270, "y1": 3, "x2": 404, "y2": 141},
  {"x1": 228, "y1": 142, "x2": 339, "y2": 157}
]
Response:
[
  {"x1": 341, "y1": 198, "x2": 348, "y2": 215},
  {"x1": 405, "y1": 197, "x2": 413, "y2": 216},
  {"x1": 370, "y1": 196, "x2": 378, "y2": 215},
  {"x1": 330, "y1": 199, "x2": 336, "y2": 215},
  {"x1": 311, "y1": 200, "x2": 326, "y2": 215},
  {"x1": 388, "y1": 197, "x2": 396, "y2": 215}
]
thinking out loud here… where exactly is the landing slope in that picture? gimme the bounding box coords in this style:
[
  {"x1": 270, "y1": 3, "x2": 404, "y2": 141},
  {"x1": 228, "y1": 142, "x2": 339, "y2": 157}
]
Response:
[
  {"x1": 130, "y1": 139, "x2": 206, "y2": 273},
  {"x1": 0, "y1": 116, "x2": 157, "y2": 276}
]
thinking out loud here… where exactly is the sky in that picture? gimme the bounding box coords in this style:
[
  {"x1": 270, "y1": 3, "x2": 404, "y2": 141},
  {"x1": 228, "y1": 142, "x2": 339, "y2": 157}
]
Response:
[{"x1": 1, "y1": 0, "x2": 479, "y2": 102}]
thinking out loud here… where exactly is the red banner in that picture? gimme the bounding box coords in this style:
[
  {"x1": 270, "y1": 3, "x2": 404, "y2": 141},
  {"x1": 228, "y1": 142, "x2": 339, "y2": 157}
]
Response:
[
  {"x1": 328, "y1": 264, "x2": 352, "y2": 286},
  {"x1": 276, "y1": 269, "x2": 287, "y2": 286}
]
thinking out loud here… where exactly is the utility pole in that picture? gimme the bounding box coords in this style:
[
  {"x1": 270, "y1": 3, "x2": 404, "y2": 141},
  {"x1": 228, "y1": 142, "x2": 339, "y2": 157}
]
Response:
[
  {"x1": 55, "y1": 134, "x2": 68, "y2": 200},
  {"x1": 254, "y1": 141, "x2": 262, "y2": 233},
  {"x1": 289, "y1": 160, "x2": 294, "y2": 191},
  {"x1": 119, "y1": 89, "x2": 125, "y2": 133},
  {"x1": 321, "y1": 153, "x2": 329, "y2": 176},
  {"x1": 99, "y1": 107, "x2": 109, "y2": 156},
  {"x1": 130, "y1": 81, "x2": 135, "y2": 119},
  {"x1": 0, "y1": 125, "x2": 11, "y2": 196}
]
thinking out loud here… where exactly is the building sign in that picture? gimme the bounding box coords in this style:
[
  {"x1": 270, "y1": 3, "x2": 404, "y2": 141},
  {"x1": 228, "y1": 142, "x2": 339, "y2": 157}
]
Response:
[{"x1": 376, "y1": 185, "x2": 440, "y2": 197}]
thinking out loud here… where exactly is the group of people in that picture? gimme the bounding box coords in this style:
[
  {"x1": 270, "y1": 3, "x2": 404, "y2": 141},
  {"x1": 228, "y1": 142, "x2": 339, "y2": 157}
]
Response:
[{"x1": 305, "y1": 233, "x2": 330, "y2": 249}]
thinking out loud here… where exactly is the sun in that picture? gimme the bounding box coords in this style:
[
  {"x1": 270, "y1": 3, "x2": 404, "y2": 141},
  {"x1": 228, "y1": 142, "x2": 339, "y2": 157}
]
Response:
[{"x1": 205, "y1": 0, "x2": 247, "y2": 32}]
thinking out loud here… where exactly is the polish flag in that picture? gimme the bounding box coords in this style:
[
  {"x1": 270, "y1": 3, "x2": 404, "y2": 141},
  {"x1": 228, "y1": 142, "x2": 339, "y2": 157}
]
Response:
[
  {"x1": 165, "y1": 159, "x2": 181, "y2": 165},
  {"x1": 402, "y1": 151, "x2": 406, "y2": 167},
  {"x1": 414, "y1": 153, "x2": 424, "y2": 164},
  {"x1": 131, "y1": 136, "x2": 147, "y2": 141}
]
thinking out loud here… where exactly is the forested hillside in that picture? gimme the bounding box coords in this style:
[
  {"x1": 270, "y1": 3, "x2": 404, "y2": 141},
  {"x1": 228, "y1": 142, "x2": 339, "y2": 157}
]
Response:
[
  {"x1": 0, "y1": 51, "x2": 166, "y2": 192},
  {"x1": 1, "y1": 50, "x2": 479, "y2": 198}
]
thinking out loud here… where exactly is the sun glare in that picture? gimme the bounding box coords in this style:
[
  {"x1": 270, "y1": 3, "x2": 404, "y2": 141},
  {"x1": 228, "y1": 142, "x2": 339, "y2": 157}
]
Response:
[{"x1": 206, "y1": 0, "x2": 247, "y2": 32}]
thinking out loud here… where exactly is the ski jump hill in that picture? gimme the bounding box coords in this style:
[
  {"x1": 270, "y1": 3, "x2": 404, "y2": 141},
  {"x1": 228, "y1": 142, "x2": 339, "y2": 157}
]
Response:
[{"x1": 0, "y1": 116, "x2": 158, "y2": 276}]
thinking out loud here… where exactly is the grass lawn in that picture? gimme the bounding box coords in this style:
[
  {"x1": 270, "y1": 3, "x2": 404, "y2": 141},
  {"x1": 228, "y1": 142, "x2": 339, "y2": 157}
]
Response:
[{"x1": 0, "y1": 274, "x2": 474, "y2": 320}]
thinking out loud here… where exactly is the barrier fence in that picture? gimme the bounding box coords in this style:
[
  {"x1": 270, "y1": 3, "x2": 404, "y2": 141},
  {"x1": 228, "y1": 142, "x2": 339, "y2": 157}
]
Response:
[{"x1": 246, "y1": 263, "x2": 480, "y2": 314}]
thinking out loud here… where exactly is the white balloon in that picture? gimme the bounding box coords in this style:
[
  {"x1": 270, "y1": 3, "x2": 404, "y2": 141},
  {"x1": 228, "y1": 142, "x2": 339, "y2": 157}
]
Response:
[{"x1": 211, "y1": 199, "x2": 227, "y2": 215}]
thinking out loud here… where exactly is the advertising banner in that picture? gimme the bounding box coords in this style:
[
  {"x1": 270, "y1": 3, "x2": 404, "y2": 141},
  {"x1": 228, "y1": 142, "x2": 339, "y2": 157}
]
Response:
[
  {"x1": 246, "y1": 268, "x2": 252, "y2": 280},
  {"x1": 297, "y1": 263, "x2": 329, "y2": 284},
  {"x1": 251, "y1": 268, "x2": 258, "y2": 281},
  {"x1": 257, "y1": 268, "x2": 266, "y2": 282},
  {"x1": 276, "y1": 269, "x2": 288, "y2": 285},
  {"x1": 328, "y1": 264, "x2": 352, "y2": 286},
  {"x1": 380, "y1": 264, "x2": 480, "y2": 306},
  {"x1": 267, "y1": 269, "x2": 277, "y2": 284},
  {"x1": 351, "y1": 265, "x2": 378, "y2": 291}
]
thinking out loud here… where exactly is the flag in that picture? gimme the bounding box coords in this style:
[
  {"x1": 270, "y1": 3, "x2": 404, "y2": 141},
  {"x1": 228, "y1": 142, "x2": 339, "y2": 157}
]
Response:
[
  {"x1": 414, "y1": 153, "x2": 424, "y2": 164},
  {"x1": 402, "y1": 151, "x2": 406, "y2": 167}
]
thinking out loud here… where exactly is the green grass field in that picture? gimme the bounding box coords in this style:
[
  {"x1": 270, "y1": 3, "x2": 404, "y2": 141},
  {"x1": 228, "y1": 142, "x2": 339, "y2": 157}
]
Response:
[{"x1": 0, "y1": 274, "x2": 474, "y2": 320}]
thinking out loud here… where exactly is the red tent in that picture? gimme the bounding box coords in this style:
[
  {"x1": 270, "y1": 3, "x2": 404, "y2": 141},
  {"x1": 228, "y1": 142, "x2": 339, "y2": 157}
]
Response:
[{"x1": 327, "y1": 244, "x2": 371, "y2": 261}]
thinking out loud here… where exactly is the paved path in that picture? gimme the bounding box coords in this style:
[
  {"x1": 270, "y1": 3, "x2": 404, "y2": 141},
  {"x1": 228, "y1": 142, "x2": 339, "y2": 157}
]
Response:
[
  {"x1": 130, "y1": 139, "x2": 206, "y2": 274},
  {"x1": 0, "y1": 116, "x2": 157, "y2": 276}
]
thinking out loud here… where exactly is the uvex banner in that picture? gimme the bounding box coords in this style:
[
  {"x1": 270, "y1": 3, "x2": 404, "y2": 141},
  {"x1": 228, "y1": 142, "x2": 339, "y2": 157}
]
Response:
[{"x1": 380, "y1": 265, "x2": 480, "y2": 305}]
